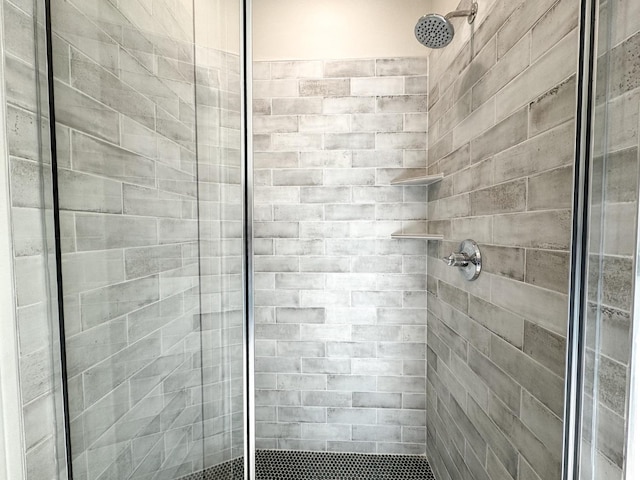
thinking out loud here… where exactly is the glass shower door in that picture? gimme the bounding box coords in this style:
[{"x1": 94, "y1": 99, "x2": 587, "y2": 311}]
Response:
[
  {"x1": 50, "y1": 0, "x2": 206, "y2": 477},
  {"x1": 193, "y1": 0, "x2": 246, "y2": 476},
  {"x1": 47, "y1": 0, "x2": 245, "y2": 478},
  {"x1": 577, "y1": 0, "x2": 640, "y2": 477}
]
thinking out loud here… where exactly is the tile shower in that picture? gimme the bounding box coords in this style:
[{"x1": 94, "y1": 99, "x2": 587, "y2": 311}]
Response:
[{"x1": 0, "y1": 0, "x2": 638, "y2": 480}]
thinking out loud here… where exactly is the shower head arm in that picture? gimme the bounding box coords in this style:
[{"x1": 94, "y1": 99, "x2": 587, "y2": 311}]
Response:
[
  {"x1": 444, "y1": 10, "x2": 472, "y2": 18},
  {"x1": 444, "y1": 2, "x2": 478, "y2": 24}
]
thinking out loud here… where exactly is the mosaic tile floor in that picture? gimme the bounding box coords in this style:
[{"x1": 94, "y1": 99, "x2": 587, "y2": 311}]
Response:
[
  {"x1": 182, "y1": 450, "x2": 436, "y2": 479},
  {"x1": 255, "y1": 450, "x2": 436, "y2": 480},
  {"x1": 180, "y1": 457, "x2": 243, "y2": 480}
]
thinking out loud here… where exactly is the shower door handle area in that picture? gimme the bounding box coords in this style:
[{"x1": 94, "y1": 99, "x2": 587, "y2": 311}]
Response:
[{"x1": 442, "y1": 239, "x2": 482, "y2": 281}]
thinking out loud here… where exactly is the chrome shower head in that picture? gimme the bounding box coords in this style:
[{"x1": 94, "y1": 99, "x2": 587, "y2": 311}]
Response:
[
  {"x1": 414, "y1": 2, "x2": 478, "y2": 49},
  {"x1": 415, "y1": 14, "x2": 454, "y2": 49}
]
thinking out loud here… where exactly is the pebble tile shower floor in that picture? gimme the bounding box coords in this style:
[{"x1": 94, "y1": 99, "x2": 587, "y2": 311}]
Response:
[
  {"x1": 256, "y1": 450, "x2": 436, "y2": 480},
  {"x1": 180, "y1": 458, "x2": 242, "y2": 480},
  {"x1": 183, "y1": 450, "x2": 436, "y2": 479}
]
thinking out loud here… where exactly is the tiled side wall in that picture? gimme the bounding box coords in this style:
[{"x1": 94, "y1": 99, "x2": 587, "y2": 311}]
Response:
[
  {"x1": 3, "y1": 0, "x2": 67, "y2": 478},
  {"x1": 50, "y1": 0, "x2": 206, "y2": 478},
  {"x1": 425, "y1": 0, "x2": 579, "y2": 479},
  {"x1": 580, "y1": 1, "x2": 640, "y2": 478},
  {"x1": 253, "y1": 56, "x2": 431, "y2": 455}
]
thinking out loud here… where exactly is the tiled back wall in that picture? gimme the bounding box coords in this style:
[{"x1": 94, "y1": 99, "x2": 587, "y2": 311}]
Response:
[{"x1": 253, "y1": 57, "x2": 432, "y2": 454}]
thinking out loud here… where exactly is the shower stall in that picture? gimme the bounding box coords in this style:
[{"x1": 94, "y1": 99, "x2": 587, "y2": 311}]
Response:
[{"x1": 0, "y1": 0, "x2": 638, "y2": 479}]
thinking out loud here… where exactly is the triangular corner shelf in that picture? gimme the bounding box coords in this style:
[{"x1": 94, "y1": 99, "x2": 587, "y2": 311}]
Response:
[
  {"x1": 390, "y1": 173, "x2": 444, "y2": 186},
  {"x1": 390, "y1": 232, "x2": 444, "y2": 240}
]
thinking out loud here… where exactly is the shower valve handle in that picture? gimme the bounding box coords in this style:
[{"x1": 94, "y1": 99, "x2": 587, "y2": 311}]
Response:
[
  {"x1": 443, "y1": 252, "x2": 470, "y2": 267},
  {"x1": 441, "y1": 239, "x2": 482, "y2": 281}
]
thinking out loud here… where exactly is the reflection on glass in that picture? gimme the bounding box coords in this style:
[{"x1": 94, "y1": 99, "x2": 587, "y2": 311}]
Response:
[
  {"x1": 50, "y1": 0, "x2": 244, "y2": 477},
  {"x1": 580, "y1": 0, "x2": 640, "y2": 478},
  {"x1": 194, "y1": 0, "x2": 245, "y2": 476}
]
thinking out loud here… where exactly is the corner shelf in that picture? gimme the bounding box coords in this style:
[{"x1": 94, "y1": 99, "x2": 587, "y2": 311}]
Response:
[
  {"x1": 389, "y1": 170, "x2": 444, "y2": 240},
  {"x1": 390, "y1": 173, "x2": 444, "y2": 186},
  {"x1": 391, "y1": 233, "x2": 443, "y2": 240}
]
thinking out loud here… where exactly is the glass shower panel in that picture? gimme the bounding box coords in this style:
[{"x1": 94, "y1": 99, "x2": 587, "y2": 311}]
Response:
[
  {"x1": 3, "y1": 0, "x2": 68, "y2": 476},
  {"x1": 50, "y1": 0, "x2": 207, "y2": 477},
  {"x1": 580, "y1": 0, "x2": 640, "y2": 478},
  {"x1": 193, "y1": 0, "x2": 245, "y2": 476}
]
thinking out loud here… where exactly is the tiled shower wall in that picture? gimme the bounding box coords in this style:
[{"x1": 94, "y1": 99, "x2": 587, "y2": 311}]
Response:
[
  {"x1": 425, "y1": 0, "x2": 578, "y2": 479},
  {"x1": 253, "y1": 57, "x2": 431, "y2": 454},
  {"x1": 2, "y1": 0, "x2": 66, "y2": 478},
  {"x1": 50, "y1": 0, "x2": 206, "y2": 478}
]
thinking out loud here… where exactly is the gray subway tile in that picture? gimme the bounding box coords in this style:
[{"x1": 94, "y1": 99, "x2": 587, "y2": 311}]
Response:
[
  {"x1": 496, "y1": 30, "x2": 578, "y2": 120},
  {"x1": 6, "y1": 106, "x2": 46, "y2": 162},
  {"x1": 300, "y1": 79, "x2": 350, "y2": 97},
  {"x1": 376, "y1": 95, "x2": 428, "y2": 113},
  {"x1": 325, "y1": 133, "x2": 375, "y2": 150},
  {"x1": 493, "y1": 210, "x2": 572, "y2": 250},
  {"x1": 10, "y1": 159, "x2": 50, "y2": 210},
  {"x1": 75, "y1": 214, "x2": 157, "y2": 251},
  {"x1": 125, "y1": 245, "x2": 183, "y2": 279},
  {"x1": 470, "y1": 108, "x2": 528, "y2": 163},
  {"x1": 70, "y1": 48, "x2": 155, "y2": 129},
  {"x1": 271, "y1": 61, "x2": 323, "y2": 79},
  {"x1": 323, "y1": 96, "x2": 375, "y2": 114},
  {"x1": 405, "y1": 76, "x2": 428, "y2": 94},
  {"x1": 480, "y1": 244, "x2": 525, "y2": 281},
  {"x1": 467, "y1": 397, "x2": 519, "y2": 478},
  {"x1": 488, "y1": 394, "x2": 561, "y2": 480},
  {"x1": 353, "y1": 392, "x2": 402, "y2": 409},
  {"x1": 253, "y1": 115, "x2": 298, "y2": 134},
  {"x1": 273, "y1": 169, "x2": 323, "y2": 186},
  {"x1": 253, "y1": 80, "x2": 298, "y2": 99},
  {"x1": 272, "y1": 97, "x2": 323, "y2": 115},
  {"x1": 72, "y1": 132, "x2": 155, "y2": 187},
  {"x1": 490, "y1": 335, "x2": 564, "y2": 417},
  {"x1": 376, "y1": 58, "x2": 428, "y2": 76},
  {"x1": 324, "y1": 59, "x2": 375, "y2": 78},
  {"x1": 302, "y1": 424, "x2": 351, "y2": 440},
  {"x1": 520, "y1": 390, "x2": 563, "y2": 455},
  {"x1": 470, "y1": 179, "x2": 527, "y2": 216},
  {"x1": 530, "y1": 75, "x2": 577, "y2": 136},
  {"x1": 328, "y1": 375, "x2": 376, "y2": 392},
  {"x1": 528, "y1": 165, "x2": 573, "y2": 211},
  {"x1": 351, "y1": 77, "x2": 403, "y2": 96},
  {"x1": 468, "y1": 346, "x2": 522, "y2": 415},
  {"x1": 468, "y1": 295, "x2": 524, "y2": 349},
  {"x1": 376, "y1": 132, "x2": 426, "y2": 150},
  {"x1": 491, "y1": 275, "x2": 568, "y2": 336},
  {"x1": 351, "y1": 114, "x2": 403, "y2": 133},
  {"x1": 493, "y1": 121, "x2": 575, "y2": 183},
  {"x1": 299, "y1": 115, "x2": 350, "y2": 133},
  {"x1": 472, "y1": 33, "x2": 531, "y2": 111},
  {"x1": 525, "y1": 248, "x2": 570, "y2": 293},
  {"x1": 301, "y1": 359, "x2": 350, "y2": 375},
  {"x1": 353, "y1": 425, "x2": 401, "y2": 442}
]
